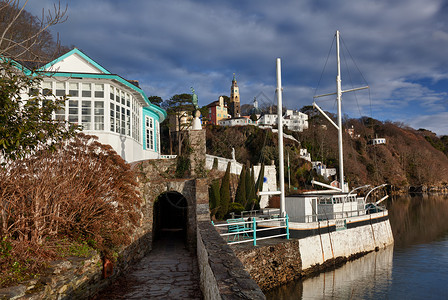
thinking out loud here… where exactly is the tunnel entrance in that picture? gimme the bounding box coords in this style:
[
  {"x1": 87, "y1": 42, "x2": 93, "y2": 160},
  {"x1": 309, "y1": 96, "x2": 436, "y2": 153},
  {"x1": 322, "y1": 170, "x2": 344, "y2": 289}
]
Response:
[{"x1": 153, "y1": 192, "x2": 188, "y2": 242}]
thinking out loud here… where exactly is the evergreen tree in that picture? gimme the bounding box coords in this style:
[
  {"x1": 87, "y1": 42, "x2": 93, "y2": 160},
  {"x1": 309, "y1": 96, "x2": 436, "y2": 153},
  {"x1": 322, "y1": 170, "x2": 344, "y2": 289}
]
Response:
[
  {"x1": 255, "y1": 163, "x2": 265, "y2": 197},
  {"x1": 245, "y1": 166, "x2": 258, "y2": 210},
  {"x1": 217, "y1": 162, "x2": 231, "y2": 219},
  {"x1": 234, "y1": 165, "x2": 247, "y2": 205},
  {"x1": 209, "y1": 179, "x2": 221, "y2": 219},
  {"x1": 251, "y1": 163, "x2": 265, "y2": 210},
  {"x1": 212, "y1": 157, "x2": 218, "y2": 170},
  {"x1": 245, "y1": 165, "x2": 253, "y2": 206}
]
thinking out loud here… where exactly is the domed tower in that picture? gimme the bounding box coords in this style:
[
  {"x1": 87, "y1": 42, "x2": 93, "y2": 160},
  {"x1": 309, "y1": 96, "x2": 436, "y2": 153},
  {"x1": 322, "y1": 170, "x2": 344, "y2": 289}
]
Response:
[{"x1": 230, "y1": 73, "x2": 240, "y2": 117}]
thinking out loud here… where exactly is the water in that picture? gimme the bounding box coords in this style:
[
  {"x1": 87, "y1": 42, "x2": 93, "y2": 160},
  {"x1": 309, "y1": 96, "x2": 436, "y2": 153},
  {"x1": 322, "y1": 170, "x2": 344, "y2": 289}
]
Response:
[{"x1": 266, "y1": 194, "x2": 448, "y2": 299}]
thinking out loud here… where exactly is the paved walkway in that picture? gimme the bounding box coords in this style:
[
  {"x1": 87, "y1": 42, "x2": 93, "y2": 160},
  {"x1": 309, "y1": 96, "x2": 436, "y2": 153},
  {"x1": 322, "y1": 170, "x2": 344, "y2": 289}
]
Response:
[{"x1": 94, "y1": 230, "x2": 202, "y2": 299}]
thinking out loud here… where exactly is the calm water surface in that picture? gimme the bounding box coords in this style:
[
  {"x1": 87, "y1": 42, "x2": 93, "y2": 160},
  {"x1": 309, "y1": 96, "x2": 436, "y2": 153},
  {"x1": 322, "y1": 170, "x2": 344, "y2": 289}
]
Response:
[{"x1": 266, "y1": 194, "x2": 448, "y2": 299}]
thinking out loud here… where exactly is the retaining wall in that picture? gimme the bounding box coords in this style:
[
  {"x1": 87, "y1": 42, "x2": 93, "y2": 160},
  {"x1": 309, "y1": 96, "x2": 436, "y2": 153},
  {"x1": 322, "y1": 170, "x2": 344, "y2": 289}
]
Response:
[
  {"x1": 232, "y1": 239, "x2": 302, "y2": 291},
  {"x1": 197, "y1": 221, "x2": 266, "y2": 300},
  {"x1": 297, "y1": 214, "x2": 394, "y2": 269}
]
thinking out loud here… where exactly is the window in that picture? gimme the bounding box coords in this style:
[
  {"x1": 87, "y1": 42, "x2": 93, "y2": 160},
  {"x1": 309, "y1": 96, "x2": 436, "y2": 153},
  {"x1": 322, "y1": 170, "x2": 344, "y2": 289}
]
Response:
[
  {"x1": 29, "y1": 87, "x2": 39, "y2": 96},
  {"x1": 121, "y1": 107, "x2": 125, "y2": 135},
  {"x1": 94, "y1": 101, "x2": 104, "y2": 130},
  {"x1": 145, "y1": 116, "x2": 154, "y2": 150},
  {"x1": 126, "y1": 109, "x2": 131, "y2": 136},
  {"x1": 82, "y1": 83, "x2": 91, "y2": 97},
  {"x1": 156, "y1": 121, "x2": 160, "y2": 153},
  {"x1": 115, "y1": 89, "x2": 120, "y2": 102},
  {"x1": 110, "y1": 103, "x2": 115, "y2": 132},
  {"x1": 94, "y1": 84, "x2": 104, "y2": 98},
  {"x1": 69, "y1": 82, "x2": 79, "y2": 97},
  {"x1": 56, "y1": 82, "x2": 65, "y2": 96},
  {"x1": 110, "y1": 87, "x2": 114, "y2": 101},
  {"x1": 82, "y1": 101, "x2": 91, "y2": 130},
  {"x1": 126, "y1": 94, "x2": 130, "y2": 107},
  {"x1": 115, "y1": 105, "x2": 120, "y2": 133},
  {"x1": 42, "y1": 82, "x2": 52, "y2": 96},
  {"x1": 68, "y1": 100, "x2": 78, "y2": 123},
  {"x1": 55, "y1": 104, "x2": 65, "y2": 121}
]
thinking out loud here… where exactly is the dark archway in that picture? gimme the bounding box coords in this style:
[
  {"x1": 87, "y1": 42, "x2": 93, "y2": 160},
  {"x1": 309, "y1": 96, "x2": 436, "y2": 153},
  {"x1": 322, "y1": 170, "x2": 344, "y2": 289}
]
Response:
[{"x1": 153, "y1": 191, "x2": 188, "y2": 242}]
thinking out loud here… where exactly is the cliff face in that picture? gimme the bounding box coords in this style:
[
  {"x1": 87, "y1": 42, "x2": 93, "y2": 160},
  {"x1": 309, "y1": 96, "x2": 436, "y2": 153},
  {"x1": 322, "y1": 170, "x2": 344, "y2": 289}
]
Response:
[{"x1": 205, "y1": 119, "x2": 448, "y2": 191}]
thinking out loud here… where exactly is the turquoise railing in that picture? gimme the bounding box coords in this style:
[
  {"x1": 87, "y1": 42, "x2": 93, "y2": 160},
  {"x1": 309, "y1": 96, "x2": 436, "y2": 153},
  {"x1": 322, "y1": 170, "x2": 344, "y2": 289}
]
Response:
[{"x1": 213, "y1": 215, "x2": 290, "y2": 246}]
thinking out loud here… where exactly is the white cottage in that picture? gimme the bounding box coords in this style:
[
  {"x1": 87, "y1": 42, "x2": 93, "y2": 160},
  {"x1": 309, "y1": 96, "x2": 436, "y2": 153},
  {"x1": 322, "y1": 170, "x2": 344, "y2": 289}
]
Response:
[{"x1": 19, "y1": 48, "x2": 166, "y2": 162}]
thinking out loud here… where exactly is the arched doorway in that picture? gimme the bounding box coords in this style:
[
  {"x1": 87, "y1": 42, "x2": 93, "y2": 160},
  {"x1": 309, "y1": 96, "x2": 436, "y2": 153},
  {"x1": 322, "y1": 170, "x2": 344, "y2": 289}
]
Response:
[{"x1": 153, "y1": 191, "x2": 188, "y2": 242}]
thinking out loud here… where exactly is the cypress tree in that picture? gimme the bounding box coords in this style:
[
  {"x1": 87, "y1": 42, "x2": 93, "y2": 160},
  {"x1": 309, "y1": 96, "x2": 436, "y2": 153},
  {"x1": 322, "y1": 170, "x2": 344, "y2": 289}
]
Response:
[
  {"x1": 252, "y1": 163, "x2": 265, "y2": 210},
  {"x1": 212, "y1": 157, "x2": 218, "y2": 170},
  {"x1": 218, "y1": 161, "x2": 231, "y2": 219},
  {"x1": 235, "y1": 165, "x2": 247, "y2": 205},
  {"x1": 245, "y1": 166, "x2": 257, "y2": 210},
  {"x1": 209, "y1": 179, "x2": 221, "y2": 219},
  {"x1": 255, "y1": 163, "x2": 265, "y2": 196}
]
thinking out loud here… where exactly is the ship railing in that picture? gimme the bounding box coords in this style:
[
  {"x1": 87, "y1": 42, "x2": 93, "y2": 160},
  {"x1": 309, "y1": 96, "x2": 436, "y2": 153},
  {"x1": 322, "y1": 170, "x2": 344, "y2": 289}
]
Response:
[
  {"x1": 303, "y1": 206, "x2": 385, "y2": 222},
  {"x1": 230, "y1": 208, "x2": 281, "y2": 219},
  {"x1": 212, "y1": 215, "x2": 289, "y2": 246}
]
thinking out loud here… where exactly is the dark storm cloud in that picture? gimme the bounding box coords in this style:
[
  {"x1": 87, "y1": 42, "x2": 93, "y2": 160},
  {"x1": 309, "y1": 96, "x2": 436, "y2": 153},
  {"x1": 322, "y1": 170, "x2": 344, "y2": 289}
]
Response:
[{"x1": 25, "y1": 0, "x2": 448, "y2": 134}]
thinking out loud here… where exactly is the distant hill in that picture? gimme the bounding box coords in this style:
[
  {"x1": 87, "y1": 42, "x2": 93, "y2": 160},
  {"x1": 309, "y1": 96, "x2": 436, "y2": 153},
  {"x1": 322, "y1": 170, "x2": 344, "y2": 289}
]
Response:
[{"x1": 205, "y1": 117, "x2": 448, "y2": 192}]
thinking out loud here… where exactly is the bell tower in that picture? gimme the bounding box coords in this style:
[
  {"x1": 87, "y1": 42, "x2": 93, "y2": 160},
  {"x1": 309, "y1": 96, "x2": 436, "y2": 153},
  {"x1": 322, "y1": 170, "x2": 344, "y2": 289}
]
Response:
[{"x1": 230, "y1": 73, "x2": 240, "y2": 117}]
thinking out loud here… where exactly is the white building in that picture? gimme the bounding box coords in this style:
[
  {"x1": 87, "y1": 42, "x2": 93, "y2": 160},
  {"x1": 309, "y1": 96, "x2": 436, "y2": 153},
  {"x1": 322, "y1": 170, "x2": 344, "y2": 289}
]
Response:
[
  {"x1": 258, "y1": 109, "x2": 308, "y2": 132},
  {"x1": 312, "y1": 161, "x2": 337, "y2": 180},
  {"x1": 218, "y1": 116, "x2": 255, "y2": 127},
  {"x1": 369, "y1": 137, "x2": 386, "y2": 145},
  {"x1": 18, "y1": 48, "x2": 166, "y2": 162},
  {"x1": 300, "y1": 148, "x2": 312, "y2": 162}
]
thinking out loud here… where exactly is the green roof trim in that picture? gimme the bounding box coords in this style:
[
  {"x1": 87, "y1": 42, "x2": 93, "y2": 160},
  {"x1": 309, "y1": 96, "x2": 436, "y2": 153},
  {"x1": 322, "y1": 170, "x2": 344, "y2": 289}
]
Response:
[{"x1": 39, "y1": 48, "x2": 111, "y2": 74}]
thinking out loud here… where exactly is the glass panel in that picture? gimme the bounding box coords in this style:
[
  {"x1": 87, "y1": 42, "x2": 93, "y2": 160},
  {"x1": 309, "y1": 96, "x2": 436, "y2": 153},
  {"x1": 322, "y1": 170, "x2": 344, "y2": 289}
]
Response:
[
  {"x1": 121, "y1": 107, "x2": 125, "y2": 135},
  {"x1": 55, "y1": 82, "x2": 65, "y2": 96},
  {"x1": 42, "y1": 82, "x2": 52, "y2": 96},
  {"x1": 126, "y1": 109, "x2": 130, "y2": 136},
  {"x1": 82, "y1": 83, "x2": 91, "y2": 97},
  {"x1": 94, "y1": 84, "x2": 104, "y2": 98},
  {"x1": 69, "y1": 100, "x2": 78, "y2": 115},
  {"x1": 115, "y1": 105, "x2": 120, "y2": 133},
  {"x1": 126, "y1": 94, "x2": 130, "y2": 107},
  {"x1": 110, "y1": 103, "x2": 115, "y2": 132},
  {"x1": 69, "y1": 82, "x2": 78, "y2": 97},
  {"x1": 81, "y1": 101, "x2": 91, "y2": 130},
  {"x1": 94, "y1": 101, "x2": 104, "y2": 130},
  {"x1": 110, "y1": 86, "x2": 114, "y2": 101}
]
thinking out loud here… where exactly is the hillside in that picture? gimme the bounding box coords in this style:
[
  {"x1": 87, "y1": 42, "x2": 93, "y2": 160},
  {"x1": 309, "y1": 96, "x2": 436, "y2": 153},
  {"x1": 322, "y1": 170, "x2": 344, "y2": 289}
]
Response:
[{"x1": 205, "y1": 118, "x2": 448, "y2": 192}]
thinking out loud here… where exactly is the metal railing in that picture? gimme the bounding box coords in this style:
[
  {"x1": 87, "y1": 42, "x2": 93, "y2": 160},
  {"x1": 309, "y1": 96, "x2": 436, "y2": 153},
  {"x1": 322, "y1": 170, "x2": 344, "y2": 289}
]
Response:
[
  {"x1": 213, "y1": 215, "x2": 289, "y2": 246},
  {"x1": 301, "y1": 205, "x2": 386, "y2": 223},
  {"x1": 230, "y1": 209, "x2": 281, "y2": 219}
]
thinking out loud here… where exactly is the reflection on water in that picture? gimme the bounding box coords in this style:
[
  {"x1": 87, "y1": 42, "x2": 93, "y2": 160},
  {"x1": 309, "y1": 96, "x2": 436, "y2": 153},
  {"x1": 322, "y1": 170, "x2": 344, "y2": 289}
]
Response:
[
  {"x1": 266, "y1": 194, "x2": 448, "y2": 299},
  {"x1": 266, "y1": 247, "x2": 393, "y2": 299},
  {"x1": 388, "y1": 194, "x2": 448, "y2": 248}
]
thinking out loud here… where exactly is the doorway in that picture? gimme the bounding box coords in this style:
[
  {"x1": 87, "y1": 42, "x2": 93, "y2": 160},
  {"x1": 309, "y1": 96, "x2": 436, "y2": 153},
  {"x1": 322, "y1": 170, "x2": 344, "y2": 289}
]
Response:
[{"x1": 153, "y1": 191, "x2": 188, "y2": 242}]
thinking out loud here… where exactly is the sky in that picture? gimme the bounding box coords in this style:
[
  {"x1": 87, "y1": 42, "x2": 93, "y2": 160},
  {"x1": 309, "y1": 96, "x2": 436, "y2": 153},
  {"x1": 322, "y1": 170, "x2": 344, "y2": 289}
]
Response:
[{"x1": 26, "y1": 0, "x2": 448, "y2": 135}]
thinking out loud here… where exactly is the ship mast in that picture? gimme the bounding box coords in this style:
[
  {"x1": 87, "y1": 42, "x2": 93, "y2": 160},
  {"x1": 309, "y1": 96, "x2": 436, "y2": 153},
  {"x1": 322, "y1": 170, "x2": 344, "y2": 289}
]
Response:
[
  {"x1": 336, "y1": 30, "x2": 345, "y2": 192},
  {"x1": 313, "y1": 30, "x2": 368, "y2": 193}
]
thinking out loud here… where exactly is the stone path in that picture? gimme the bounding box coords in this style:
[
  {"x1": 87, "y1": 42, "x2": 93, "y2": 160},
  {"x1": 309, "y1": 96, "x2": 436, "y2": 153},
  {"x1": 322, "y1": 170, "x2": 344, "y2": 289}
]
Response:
[{"x1": 93, "y1": 230, "x2": 202, "y2": 299}]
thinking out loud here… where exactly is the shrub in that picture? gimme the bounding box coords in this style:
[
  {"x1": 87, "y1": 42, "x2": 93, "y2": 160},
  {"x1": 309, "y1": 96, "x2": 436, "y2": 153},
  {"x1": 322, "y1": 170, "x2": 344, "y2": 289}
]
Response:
[{"x1": 0, "y1": 134, "x2": 141, "y2": 287}]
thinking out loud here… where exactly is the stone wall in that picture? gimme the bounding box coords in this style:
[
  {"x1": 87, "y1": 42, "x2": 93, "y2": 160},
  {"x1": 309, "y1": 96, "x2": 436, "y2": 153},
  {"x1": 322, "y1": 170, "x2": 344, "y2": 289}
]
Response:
[
  {"x1": 188, "y1": 130, "x2": 206, "y2": 178},
  {"x1": 196, "y1": 221, "x2": 266, "y2": 300},
  {"x1": 0, "y1": 230, "x2": 154, "y2": 299},
  {"x1": 232, "y1": 240, "x2": 302, "y2": 292}
]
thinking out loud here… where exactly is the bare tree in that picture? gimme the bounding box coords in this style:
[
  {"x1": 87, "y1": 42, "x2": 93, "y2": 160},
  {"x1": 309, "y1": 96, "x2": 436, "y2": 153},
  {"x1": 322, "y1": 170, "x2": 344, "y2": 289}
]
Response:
[{"x1": 0, "y1": 0, "x2": 68, "y2": 62}]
